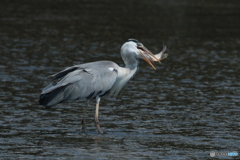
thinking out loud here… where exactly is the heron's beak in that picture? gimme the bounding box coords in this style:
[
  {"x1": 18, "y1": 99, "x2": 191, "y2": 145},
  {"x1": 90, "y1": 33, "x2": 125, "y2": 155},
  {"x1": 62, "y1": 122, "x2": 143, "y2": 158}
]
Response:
[{"x1": 137, "y1": 46, "x2": 160, "y2": 70}]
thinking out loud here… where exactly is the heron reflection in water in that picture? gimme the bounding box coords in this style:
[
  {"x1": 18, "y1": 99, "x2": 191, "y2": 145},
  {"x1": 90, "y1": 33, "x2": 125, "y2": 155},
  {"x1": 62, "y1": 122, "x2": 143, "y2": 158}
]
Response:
[{"x1": 39, "y1": 39, "x2": 168, "y2": 133}]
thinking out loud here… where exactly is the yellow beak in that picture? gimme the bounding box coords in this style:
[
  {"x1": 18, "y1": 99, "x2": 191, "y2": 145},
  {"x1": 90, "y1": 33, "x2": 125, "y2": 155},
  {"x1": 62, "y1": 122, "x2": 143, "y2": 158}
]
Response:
[{"x1": 137, "y1": 46, "x2": 159, "y2": 70}]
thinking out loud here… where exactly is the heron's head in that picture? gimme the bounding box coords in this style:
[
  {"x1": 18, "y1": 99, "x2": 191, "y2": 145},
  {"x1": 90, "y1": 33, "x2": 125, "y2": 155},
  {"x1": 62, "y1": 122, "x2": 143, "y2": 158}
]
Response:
[{"x1": 120, "y1": 39, "x2": 159, "y2": 70}]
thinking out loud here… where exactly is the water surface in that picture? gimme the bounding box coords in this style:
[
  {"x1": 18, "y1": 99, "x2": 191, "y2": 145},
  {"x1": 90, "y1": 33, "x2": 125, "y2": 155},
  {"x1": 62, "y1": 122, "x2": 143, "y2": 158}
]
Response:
[{"x1": 0, "y1": 0, "x2": 240, "y2": 159}]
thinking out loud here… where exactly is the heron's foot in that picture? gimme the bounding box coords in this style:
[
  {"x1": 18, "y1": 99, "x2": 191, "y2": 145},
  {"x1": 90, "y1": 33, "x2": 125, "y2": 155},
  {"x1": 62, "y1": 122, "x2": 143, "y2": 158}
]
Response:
[
  {"x1": 95, "y1": 118, "x2": 103, "y2": 134},
  {"x1": 82, "y1": 118, "x2": 86, "y2": 133}
]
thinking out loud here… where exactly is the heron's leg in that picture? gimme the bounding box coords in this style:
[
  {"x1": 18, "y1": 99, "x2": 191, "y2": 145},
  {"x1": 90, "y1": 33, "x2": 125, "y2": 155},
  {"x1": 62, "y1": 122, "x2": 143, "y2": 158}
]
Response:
[
  {"x1": 82, "y1": 100, "x2": 89, "y2": 132},
  {"x1": 95, "y1": 96, "x2": 103, "y2": 134}
]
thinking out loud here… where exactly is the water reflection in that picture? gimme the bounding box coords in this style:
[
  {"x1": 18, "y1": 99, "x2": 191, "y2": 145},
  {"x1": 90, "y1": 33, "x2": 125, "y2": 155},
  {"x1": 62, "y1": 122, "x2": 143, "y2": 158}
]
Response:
[{"x1": 0, "y1": 0, "x2": 240, "y2": 159}]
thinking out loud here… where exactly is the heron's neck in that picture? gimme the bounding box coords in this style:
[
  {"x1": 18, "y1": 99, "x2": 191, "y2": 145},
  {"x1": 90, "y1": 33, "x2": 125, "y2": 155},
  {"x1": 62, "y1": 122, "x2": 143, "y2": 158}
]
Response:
[
  {"x1": 123, "y1": 56, "x2": 139, "y2": 70},
  {"x1": 109, "y1": 55, "x2": 138, "y2": 97},
  {"x1": 121, "y1": 58, "x2": 138, "y2": 83}
]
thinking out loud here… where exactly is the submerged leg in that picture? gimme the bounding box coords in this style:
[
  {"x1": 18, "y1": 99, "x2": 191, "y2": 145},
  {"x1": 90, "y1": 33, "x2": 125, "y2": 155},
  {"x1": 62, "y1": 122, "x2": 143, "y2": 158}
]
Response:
[
  {"x1": 95, "y1": 96, "x2": 103, "y2": 134},
  {"x1": 82, "y1": 101, "x2": 89, "y2": 132}
]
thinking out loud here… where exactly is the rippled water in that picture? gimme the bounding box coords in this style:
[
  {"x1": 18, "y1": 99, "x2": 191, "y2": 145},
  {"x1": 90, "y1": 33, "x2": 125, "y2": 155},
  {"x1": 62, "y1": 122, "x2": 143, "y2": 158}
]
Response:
[{"x1": 1, "y1": 0, "x2": 240, "y2": 159}]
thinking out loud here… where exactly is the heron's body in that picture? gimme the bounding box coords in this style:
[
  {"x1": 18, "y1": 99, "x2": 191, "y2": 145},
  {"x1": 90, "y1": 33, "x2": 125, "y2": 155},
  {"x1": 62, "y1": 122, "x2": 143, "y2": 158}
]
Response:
[
  {"x1": 39, "y1": 39, "x2": 167, "y2": 133},
  {"x1": 39, "y1": 61, "x2": 120, "y2": 107}
]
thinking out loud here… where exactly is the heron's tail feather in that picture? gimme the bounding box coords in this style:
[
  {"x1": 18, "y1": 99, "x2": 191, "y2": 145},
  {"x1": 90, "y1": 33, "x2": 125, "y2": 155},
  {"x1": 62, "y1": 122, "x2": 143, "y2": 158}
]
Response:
[{"x1": 39, "y1": 87, "x2": 65, "y2": 108}]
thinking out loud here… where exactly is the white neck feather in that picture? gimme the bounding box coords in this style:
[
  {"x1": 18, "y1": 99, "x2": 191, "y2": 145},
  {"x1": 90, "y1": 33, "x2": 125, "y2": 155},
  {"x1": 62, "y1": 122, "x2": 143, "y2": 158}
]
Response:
[{"x1": 108, "y1": 66, "x2": 137, "y2": 97}]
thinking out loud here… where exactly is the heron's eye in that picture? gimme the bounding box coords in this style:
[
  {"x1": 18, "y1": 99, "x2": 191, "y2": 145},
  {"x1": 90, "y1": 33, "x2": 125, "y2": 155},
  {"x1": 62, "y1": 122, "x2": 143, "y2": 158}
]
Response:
[{"x1": 137, "y1": 43, "x2": 143, "y2": 47}]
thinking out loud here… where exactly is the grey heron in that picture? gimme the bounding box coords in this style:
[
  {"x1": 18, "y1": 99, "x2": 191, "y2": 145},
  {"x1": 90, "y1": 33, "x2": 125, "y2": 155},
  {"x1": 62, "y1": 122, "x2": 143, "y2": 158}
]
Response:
[{"x1": 39, "y1": 39, "x2": 168, "y2": 133}]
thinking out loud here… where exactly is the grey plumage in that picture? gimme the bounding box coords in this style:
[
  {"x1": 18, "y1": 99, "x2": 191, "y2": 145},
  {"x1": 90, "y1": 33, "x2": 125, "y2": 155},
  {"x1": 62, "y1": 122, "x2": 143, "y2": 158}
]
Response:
[{"x1": 39, "y1": 61, "x2": 118, "y2": 108}]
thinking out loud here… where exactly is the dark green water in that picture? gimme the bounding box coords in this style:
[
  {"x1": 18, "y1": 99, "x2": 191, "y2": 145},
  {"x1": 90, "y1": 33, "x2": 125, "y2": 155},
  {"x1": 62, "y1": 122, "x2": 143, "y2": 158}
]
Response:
[{"x1": 0, "y1": 0, "x2": 239, "y2": 159}]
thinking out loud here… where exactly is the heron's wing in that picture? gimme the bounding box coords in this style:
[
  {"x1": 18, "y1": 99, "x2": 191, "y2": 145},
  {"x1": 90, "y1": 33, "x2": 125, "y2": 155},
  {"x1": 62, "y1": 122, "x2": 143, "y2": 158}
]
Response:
[
  {"x1": 50, "y1": 66, "x2": 79, "y2": 80},
  {"x1": 41, "y1": 61, "x2": 119, "y2": 101},
  {"x1": 41, "y1": 66, "x2": 81, "y2": 93}
]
